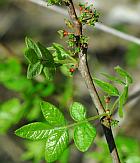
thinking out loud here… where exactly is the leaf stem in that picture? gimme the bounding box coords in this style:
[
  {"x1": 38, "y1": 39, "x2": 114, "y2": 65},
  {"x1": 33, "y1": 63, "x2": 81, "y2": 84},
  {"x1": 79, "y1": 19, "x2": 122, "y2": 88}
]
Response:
[
  {"x1": 40, "y1": 57, "x2": 77, "y2": 65},
  {"x1": 111, "y1": 98, "x2": 119, "y2": 114},
  {"x1": 67, "y1": 55, "x2": 77, "y2": 63},
  {"x1": 54, "y1": 59, "x2": 76, "y2": 64},
  {"x1": 62, "y1": 113, "x2": 108, "y2": 129}
]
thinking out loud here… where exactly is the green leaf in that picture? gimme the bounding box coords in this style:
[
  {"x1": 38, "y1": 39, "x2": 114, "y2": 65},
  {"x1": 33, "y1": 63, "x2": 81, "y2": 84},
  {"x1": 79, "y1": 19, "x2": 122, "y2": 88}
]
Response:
[
  {"x1": 27, "y1": 62, "x2": 43, "y2": 79},
  {"x1": 114, "y1": 66, "x2": 133, "y2": 84},
  {"x1": 53, "y1": 43, "x2": 71, "y2": 59},
  {"x1": 25, "y1": 49, "x2": 38, "y2": 64},
  {"x1": 74, "y1": 122, "x2": 96, "y2": 152},
  {"x1": 43, "y1": 66, "x2": 55, "y2": 81},
  {"x1": 101, "y1": 73, "x2": 125, "y2": 85},
  {"x1": 40, "y1": 101, "x2": 66, "y2": 126},
  {"x1": 45, "y1": 129, "x2": 69, "y2": 162},
  {"x1": 25, "y1": 37, "x2": 42, "y2": 58},
  {"x1": 25, "y1": 37, "x2": 55, "y2": 67},
  {"x1": 15, "y1": 122, "x2": 55, "y2": 140},
  {"x1": 70, "y1": 102, "x2": 86, "y2": 121},
  {"x1": 37, "y1": 42, "x2": 54, "y2": 66},
  {"x1": 94, "y1": 78, "x2": 120, "y2": 96},
  {"x1": 118, "y1": 85, "x2": 128, "y2": 118}
]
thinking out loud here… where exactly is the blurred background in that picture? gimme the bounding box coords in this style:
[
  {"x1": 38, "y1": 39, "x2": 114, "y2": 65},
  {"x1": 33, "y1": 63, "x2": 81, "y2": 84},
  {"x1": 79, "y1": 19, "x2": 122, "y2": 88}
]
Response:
[{"x1": 0, "y1": 0, "x2": 140, "y2": 162}]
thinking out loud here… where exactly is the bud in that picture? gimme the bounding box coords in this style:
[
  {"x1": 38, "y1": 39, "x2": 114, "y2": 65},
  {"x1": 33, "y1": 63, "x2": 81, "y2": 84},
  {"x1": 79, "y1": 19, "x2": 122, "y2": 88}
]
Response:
[
  {"x1": 80, "y1": 6, "x2": 83, "y2": 11},
  {"x1": 58, "y1": 30, "x2": 68, "y2": 39},
  {"x1": 105, "y1": 97, "x2": 111, "y2": 103},
  {"x1": 69, "y1": 68, "x2": 75, "y2": 73},
  {"x1": 63, "y1": 30, "x2": 68, "y2": 37}
]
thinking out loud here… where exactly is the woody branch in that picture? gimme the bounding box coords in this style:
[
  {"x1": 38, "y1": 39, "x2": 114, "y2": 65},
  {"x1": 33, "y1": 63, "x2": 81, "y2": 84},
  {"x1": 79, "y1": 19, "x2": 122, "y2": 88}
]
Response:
[{"x1": 65, "y1": 0, "x2": 121, "y2": 162}]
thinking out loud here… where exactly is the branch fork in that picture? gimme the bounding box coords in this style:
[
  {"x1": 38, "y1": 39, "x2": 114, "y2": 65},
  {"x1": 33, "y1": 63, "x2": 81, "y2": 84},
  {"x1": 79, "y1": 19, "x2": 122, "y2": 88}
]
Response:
[{"x1": 65, "y1": 0, "x2": 121, "y2": 162}]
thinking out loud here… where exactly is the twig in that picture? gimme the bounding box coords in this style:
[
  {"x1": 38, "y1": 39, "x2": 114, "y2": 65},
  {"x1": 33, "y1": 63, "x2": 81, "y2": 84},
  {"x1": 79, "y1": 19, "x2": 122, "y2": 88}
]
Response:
[
  {"x1": 78, "y1": 52, "x2": 106, "y2": 115},
  {"x1": 65, "y1": 0, "x2": 121, "y2": 162},
  {"x1": 95, "y1": 23, "x2": 140, "y2": 45},
  {"x1": 27, "y1": 0, "x2": 140, "y2": 45}
]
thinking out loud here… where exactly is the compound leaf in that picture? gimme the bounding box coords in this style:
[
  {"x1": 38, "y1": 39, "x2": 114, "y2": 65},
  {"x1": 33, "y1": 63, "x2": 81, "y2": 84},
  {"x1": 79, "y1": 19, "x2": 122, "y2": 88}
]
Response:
[
  {"x1": 94, "y1": 78, "x2": 119, "y2": 96},
  {"x1": 74, "y1": 122, "x2": 96, "y2": 152},
  {"x1": 70, "y1": 102, "x2": 86, "y2": 121},
  {"x1": 40, "y1": 101, "x2": 66, "y2": 126}
]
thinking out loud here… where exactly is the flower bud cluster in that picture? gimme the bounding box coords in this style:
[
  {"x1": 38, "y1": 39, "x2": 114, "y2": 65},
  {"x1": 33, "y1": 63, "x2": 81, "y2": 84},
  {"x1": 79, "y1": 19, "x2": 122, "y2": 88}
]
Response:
[{"x1": 79, "y1": 3, "x2": 99, "y2": 26}]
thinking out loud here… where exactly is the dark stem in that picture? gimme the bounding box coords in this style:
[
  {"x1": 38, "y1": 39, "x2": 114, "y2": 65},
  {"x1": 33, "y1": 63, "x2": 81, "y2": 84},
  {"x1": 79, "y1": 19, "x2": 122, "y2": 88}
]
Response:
[
  {"x1": 102, "y1": 126, "x2": 121, "y2": 163},
  {"x1": 65, "y1": 1, "x2": 121, "y2": 162}
]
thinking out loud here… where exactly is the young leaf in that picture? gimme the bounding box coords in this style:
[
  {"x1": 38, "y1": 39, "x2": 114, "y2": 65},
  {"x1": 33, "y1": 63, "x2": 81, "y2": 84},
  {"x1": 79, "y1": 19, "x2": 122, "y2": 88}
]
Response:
[
  {"x1": 118, "y1": 85, "x2": 128, "y2": 118},
  {"x1": 40, "y1": 101, "x2": 66, "y2": 126},
  {"x1": 74, "y1": 122, "x2": 96, "y2": 152},
  {"x1": 114, "y1": 66, "x2": 133, "y2": 84},
  {"x1": 37, "y1": 43, "x2": 54, "y2": 66},
  {"x1": 25, "y1": 37, "x2": 42, "y2": 58},
  {"x1": 53, "y1": 43, "x2": 71, "y2": 59},
  {"x1": 101, "y1": 73, "x2": 125, "y2": 85},
  {"x1": 27, "y1": 62, "x2": 43, "y2": 79},
  {"x1": 43, "y1": 66, "x2": 56, "y2": 81},
  {"x1": 94, "y1": 78, "x2": 120, "y2": 96},
  {"x1": 15, "y1": 122, "x2": 54, "y2": 140},
  {"x1": 45, "y1": 129, "x2": 69, "y2": 162},
  {"x1": 70, "y1": 102, "x2": 86, "y2": 121},
  {"x1": 25, "y1": 49, "x2": 38, "y2": 64}
]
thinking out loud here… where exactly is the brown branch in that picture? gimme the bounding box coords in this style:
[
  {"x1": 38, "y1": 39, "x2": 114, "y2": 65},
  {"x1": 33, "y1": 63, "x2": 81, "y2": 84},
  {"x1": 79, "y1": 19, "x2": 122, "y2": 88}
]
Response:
[
  {"x1": 65, "y1": 0, "x2": 82, "y2": 36},
  {"x1": 65, "y1": 1, "x2": 121, "y2": 163},
  {"x1": 78, "y1": 52, "x2": 105, "y2": 115}
]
